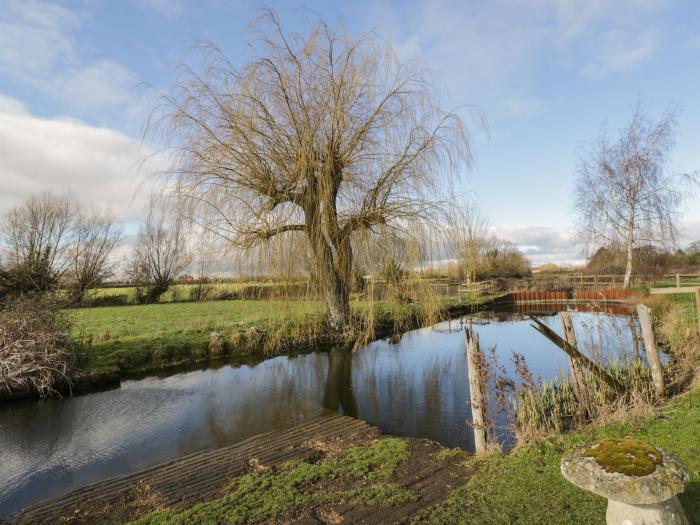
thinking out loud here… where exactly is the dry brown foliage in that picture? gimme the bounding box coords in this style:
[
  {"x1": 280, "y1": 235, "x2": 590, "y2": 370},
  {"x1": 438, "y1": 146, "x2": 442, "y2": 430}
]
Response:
[{"x1": 0, "y1": 300, "x2": 75, "y2": 398}]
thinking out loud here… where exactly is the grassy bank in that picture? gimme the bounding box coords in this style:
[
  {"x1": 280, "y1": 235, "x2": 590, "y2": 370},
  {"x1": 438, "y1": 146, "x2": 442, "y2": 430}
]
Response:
[
  {"x1": 109, "y1": 388, "x2": 698, "y2": 524},
  {"x1": 71, "y1": 299, "x2": 324, "y2": 372},
  {"x1": 69, "y1": 297, "x2": 485, "y2": 377},
  {"x1": 414, "y1": 388, "x2": 700, "y2": 524}
]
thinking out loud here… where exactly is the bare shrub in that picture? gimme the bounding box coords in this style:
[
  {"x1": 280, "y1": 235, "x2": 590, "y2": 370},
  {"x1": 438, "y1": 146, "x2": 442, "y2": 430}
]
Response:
[
  {"x1": 0, "y1": 300, "x2": 76, "y2": 398},
  {"x1": 128, "y1": 206, "x2": 190, "y2": 304}
]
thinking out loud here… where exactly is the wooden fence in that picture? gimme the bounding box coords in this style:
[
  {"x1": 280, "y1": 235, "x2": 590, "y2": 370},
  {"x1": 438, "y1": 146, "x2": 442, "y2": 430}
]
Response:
[
  {"x1": 573, "y1": 289, "x2": 644, "y2": 301},
  {"x1": 496, "y1": 290, "x2": 568, "y2": 303},
  {"x1": 494, "y1": 288, "x2": 643, "y2": 305}
]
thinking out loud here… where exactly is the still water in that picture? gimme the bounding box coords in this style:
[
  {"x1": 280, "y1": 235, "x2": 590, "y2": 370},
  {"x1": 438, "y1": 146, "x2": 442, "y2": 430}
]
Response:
[{"x1": 0, "y1": 305, "x2": 644, "y2": 517}]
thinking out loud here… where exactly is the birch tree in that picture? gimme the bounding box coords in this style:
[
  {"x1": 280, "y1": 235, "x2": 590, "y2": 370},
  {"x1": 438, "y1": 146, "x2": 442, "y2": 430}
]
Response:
[{"x1": 575, "y1": 106, "x2": 693, "y2": 288}]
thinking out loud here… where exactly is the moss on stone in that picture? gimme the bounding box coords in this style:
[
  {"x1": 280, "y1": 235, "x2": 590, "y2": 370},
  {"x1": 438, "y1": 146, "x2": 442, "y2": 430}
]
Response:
[{"x1": 583, "y1": 438, "x2": 662, "y2": 476}]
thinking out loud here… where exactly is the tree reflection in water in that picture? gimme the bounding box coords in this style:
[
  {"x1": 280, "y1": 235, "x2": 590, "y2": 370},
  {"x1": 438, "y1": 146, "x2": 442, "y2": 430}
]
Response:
[{"x1": 323, "y1": 348, "x2": 358, "y2": 417}]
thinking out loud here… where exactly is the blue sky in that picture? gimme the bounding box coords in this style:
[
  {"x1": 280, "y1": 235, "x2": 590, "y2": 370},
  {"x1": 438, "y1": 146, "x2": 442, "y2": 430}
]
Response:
[{"x1": 1, "y1": 0, "x2": 699, "y2": 264}]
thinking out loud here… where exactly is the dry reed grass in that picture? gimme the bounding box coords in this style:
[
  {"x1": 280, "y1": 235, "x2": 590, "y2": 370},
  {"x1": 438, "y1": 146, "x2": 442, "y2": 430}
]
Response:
[{"x1": 0, "y1": 299, "x2": 76, "y2": 398}]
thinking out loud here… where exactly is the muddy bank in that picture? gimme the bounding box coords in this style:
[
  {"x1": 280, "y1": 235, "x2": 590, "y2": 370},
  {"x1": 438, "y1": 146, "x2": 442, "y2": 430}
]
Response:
[{"x1": 14, "y1": 415, "x2": 474, "y2": 525}]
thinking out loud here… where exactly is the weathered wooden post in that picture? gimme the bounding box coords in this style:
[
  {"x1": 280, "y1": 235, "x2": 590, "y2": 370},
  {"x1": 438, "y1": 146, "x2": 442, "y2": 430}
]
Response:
[
  {"x1": 675, "y1": 273, "x2": 680, "y2": 288},
  {"x1": 464, "y1": 322, "x2": 487, "y2": 454},
  {"x1": 695, "y1": 288, "x2": 700, "y2": 336},
  {"x1": 637, "y1": 304, "x2": 664, "y2": 398},
  {"x1": 628, "y1": 315, "x2": 641, "y2": 361},
  {"x1": 560, "y1": 313, "x2": 591, "y2": 418},
  {"x1": 529, "y1": 316, "x2": 625, "y2": 392}
]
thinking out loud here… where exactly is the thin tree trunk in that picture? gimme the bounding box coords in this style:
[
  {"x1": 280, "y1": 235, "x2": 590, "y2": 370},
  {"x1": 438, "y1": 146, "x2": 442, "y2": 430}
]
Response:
[{"x1": 623, "y1": 212, "x2": 635, "y2": 289}]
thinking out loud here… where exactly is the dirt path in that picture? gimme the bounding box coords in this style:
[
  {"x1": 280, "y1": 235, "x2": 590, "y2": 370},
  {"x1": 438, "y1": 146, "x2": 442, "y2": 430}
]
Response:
[{"x1": 14, "y1": 416, "x2": 475, "y2": 525}]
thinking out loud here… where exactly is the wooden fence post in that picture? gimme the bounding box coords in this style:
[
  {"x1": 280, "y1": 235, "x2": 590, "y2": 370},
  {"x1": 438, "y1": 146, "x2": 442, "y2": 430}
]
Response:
[
  {"x1": 676, "y1": 273, "x2": 681, "y2": 288},
  {"x1": 528, "y1": 316, "x2": 625, "y2": 392},
  {"x1": 696, "y1": 288, "x2": 700, "y2": 336},
  {"x1": 636, "y1": 304, "x2": 664, "y2": 398},
  {"x1": 465, "y1": 323, "x2": 487, "y2": 454},
  {"x1": 560, "y1": 313, "x2": 591, "y2": 418}
]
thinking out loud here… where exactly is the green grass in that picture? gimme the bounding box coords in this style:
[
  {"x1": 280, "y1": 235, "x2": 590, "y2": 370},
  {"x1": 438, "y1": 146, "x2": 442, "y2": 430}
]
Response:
[
  {"x1": 413, "y1": 390, "x2": 700, "y2": 524},
  {"x1": 70, "y1": 299, "x2": 325, "y2": 372},
  {"x1": 69, "y1": 297, "x2": 472, "y2": 374},
  {"x1": 129, "y1": 438, "x2": 415, "y2": 525},
  {"x1": 652, "y1": 276, "x2": 700, "y2": 288}
]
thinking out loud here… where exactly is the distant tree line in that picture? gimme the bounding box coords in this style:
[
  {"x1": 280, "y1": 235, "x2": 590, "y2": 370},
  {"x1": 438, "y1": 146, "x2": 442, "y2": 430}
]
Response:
[
  {"x1": 0, "y1": 193, "x2": 190, "y2": 306},
  {"x1": 585, "y1": 242, "x2": 700, "y2": 279},
  {"x1": 0, "y1": 193, "x2": 122, "y2": 303}
]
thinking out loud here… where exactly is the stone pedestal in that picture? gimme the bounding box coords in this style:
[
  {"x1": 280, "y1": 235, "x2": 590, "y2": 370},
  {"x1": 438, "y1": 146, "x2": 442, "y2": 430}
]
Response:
[
  {"x1": 607, "y1": 496, "x2": 687, "y2": 525},
  {"x1": 560, "y1": 437, "x2": 689, "y2": 525}
]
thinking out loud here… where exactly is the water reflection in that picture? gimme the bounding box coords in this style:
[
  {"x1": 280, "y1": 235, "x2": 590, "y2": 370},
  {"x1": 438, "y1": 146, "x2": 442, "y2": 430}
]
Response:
[
  {"x1": 0, "y1": 306, "x2": 644, "y2": 518},
  {"x1": 323, "y1": 349, "x2": 358, "y2": 417}
]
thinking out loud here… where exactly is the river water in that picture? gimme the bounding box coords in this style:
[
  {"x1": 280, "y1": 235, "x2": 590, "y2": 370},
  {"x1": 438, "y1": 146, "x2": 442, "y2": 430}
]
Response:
[{"x1": 0, "y1": 304, "x2": 644, "y2": 518}]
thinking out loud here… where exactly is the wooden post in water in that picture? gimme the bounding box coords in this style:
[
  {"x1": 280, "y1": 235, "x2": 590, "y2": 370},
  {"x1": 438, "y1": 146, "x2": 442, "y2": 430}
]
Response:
[
  {"x1": 560, "y1": 313, "x2": 590, "y2": 418},
  {"x1": 637, "y1": 304, "x2": 664, "y2": 398},
  {"x1": 464, "y1": 322, "x2": 487, "y2": 455}
]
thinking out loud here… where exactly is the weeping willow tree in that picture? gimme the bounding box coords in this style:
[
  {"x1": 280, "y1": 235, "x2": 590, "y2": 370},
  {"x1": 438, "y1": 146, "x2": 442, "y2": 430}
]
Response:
[{"x1": 148, "y1": 10, "x2": 472, "y2": 331}]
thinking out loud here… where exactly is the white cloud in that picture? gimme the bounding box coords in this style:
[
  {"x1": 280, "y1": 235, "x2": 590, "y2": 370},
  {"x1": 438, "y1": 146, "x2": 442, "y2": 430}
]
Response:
[
  {"x1": 0, "y1": 0, "x2": 77, "y2": 80},
  {"x1": 0, "y1": 0, "x2": 140, "y2": 124},
  {"x1": 0, "y1": 94, "x2": 27, "y2": 115},
  {"x1": 0, "y1": 97, "x2": 158, "y2": 224},
  {"x1": 492, "y1": 224, "x2": 584, "y2": 266},
  {"x1": 378, "y1": 0, "x2": 669, "y2": 115},
  {"x1": 56, "y1": 61, "x2": 138, "y2": 112},
  {"x1": 491, "y1": 220, "x2": 700, "y2": 267},
  {"x1": 680, "y1": 221, "x2": 700, "y2": 246},
  {"x1": 503, "y1": 97, "x2": 553, "y2": 117},
  {"x1": 550, "y1": 0, "x2": 667, "y2": 42}
]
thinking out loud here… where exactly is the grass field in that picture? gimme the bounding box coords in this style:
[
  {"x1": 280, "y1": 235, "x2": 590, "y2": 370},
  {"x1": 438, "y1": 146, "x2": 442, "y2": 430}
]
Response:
[
  {"x1": 69, "y1": 297, "x2": 473, "y2": 375},
  {"x1": 71, "y1": 299, "x2": 326, "y2": 372},
  {"x1": 83, "y1": 282, "x2": 275, "y2": 304},
  {"x1": 412, "y1": 389, "x2": 700, "y2": 524}
]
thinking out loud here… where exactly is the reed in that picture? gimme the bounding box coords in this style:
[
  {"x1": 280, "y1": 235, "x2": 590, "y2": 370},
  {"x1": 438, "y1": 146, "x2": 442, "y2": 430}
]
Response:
[{"x1": 511, "y1": 359, "x2": 658, "y2": 442}]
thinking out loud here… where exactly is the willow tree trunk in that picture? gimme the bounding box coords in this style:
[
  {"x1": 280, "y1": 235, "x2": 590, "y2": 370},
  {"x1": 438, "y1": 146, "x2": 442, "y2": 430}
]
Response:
[{"x1": 305, "y1": 186, "x2": 352, "y2": 332}]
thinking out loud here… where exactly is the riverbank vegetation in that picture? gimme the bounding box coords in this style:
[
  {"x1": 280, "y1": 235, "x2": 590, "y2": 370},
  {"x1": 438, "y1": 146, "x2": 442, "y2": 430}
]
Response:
[
  {"x1": 71, "y1": 296, "x2": 482, "y2": 376},
  {"x1": 413, "y1": 387, "x2": 699, "y2": 524},
  {"x1": 80, "y1": 386, "x2": 697, "y2": 524},
  {"x1": 0, "y1": 299, "x2": 77, "y2": 399},
  {"x1": 497, "y1": 289, "x2": 699, "y2": 443}
]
